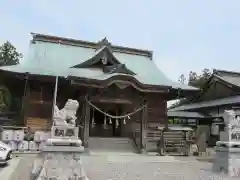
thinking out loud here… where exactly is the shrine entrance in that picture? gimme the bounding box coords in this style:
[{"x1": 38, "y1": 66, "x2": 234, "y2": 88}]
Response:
[
  {"x1": 89, "y1": 102, "x2": 127, "y2": 138},
  {"x1": 82, "y1": 93, "x2": 146, "y2": 150},
  {"x1": 86, "y1": 101, "x2": 137, "y2": 152}
]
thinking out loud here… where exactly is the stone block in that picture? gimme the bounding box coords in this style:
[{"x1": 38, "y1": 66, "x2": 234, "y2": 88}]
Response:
[
  {"x1": 13, "y1": 130, "x2": 24, "y2": 142},
  {"x1": 29, "y1": 141, "x2": 38, "y2": 151},
  {"x1": 1, "y1": 130, "x2": 13, "y2": 142},
  {"x1": 18, "y1": 141, "x2": 29, "y2": 151},
  {"x1": 51, "y1": 126, "x2": 79, "y2": 139},
  {"x1": 37, "y1": 152, "x2": 88, "y2": 180},
  {"x1": 212, "y1": 109, "x2": 240, "y2": 177}
]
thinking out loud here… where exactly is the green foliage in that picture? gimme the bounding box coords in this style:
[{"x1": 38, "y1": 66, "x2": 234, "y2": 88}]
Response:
[
  {"x1": 169, "y1": 68, "x2": 212, "y2": 109},
  {"x1": 0, "y1": 41, "x2": 22, "y2": 112},
  {"x1": 0, "y1": 41, "x2": 22, "y2": 66},
  {"x1": 0, "y1": 86, "x2": 11, "y2": 112},
  {"x1": 178, "y1": 68, "x2": 212, "y2": 88},
  {"x1": 178, "y1": 74, "x2": 186, "y2": 84},
  {"x1": 188, "y1": 68, "x2": 211, "y2": 88},
  {"x1": 168, "y1": 119, "x2": 174, "y2": 124}
]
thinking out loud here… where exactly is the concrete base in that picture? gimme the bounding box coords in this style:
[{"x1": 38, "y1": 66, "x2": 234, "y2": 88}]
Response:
[
  {"x1": 46, "y1": 138, "x2": 82, "y2": 147},
  {"x1": 32, "y1": 138, "x2": 87, "y2": 179},
  {"x1": 35, "y1": 150, "x2": 89, "y2": 180},
  {"x1": 42, "y1": 145, "x2": 84, "y2": 153},
  {"x1": 212, "y1": 146, "x2": 240, "y2": 177}
]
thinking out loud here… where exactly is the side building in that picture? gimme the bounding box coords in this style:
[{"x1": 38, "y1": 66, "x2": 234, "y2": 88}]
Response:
[
  {"x1": 169, "y1": 69, "x2": 240, "y2": 145},
  {"x1": 0, "y1": 33, "x2": 198, "y2": 151}
]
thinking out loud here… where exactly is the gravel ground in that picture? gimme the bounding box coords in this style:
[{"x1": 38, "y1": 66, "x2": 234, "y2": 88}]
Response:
[
  {"x1": 81, "y1": 155, "x2": 238, "y2": 180},
  {"x1": 5, "y1": 154, "x2": 239, "y2": 180}
]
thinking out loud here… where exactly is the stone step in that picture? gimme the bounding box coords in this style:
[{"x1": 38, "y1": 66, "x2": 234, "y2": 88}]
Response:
[{"x1": 88, "y1": 137, "x2": 134, "y2": 152}]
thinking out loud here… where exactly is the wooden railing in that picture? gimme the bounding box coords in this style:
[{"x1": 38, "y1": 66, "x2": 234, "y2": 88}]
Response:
[
  {"x1": 145, "y1": 129, "x2": 162, "y2": 152},
  {"x1": 131, "y1": 122, "x2": 141, "y2": 152},
  {"x1": 132, "y1": 130, "x2": 141, "y2": 152},
  {"x1": 144, "y1": 126, "x2": 194, "y2": 156}
]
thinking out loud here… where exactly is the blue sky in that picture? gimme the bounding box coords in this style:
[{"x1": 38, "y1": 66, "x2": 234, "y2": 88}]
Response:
[{"x1": 0, "y1": 0, "x2": 240, "y2": 82}]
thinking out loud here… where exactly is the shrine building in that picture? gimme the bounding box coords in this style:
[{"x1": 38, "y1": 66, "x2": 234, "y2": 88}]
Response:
[{"x1": 0, "y1": 33, "x2": 198, "y2": 151}]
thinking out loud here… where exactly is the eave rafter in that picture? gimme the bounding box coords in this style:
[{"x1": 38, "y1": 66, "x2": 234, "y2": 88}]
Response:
[
  {"x1": 69, "y1": 75, "x2": 170, "y2": 93},
  {"x1": 102, "y1": 64, "x2": 135, "y2": 75}
]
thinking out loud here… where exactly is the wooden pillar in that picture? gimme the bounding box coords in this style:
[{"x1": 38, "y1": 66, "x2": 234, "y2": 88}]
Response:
[
  {"x1": 140, "y1": 100, "x2": 148, "y2": 152},
  {"x1": 21, "y1": 75, "x2": 29, "y2": 126},
  {"x1": 83, "y1": 95, "x2": 90, "y2": 148},
  {"x1": 140, "y1": 108, "x2": 144, "y2": 149},
  {"x1": 78, "y1": 98, "x2": 85, "y2": 140}
]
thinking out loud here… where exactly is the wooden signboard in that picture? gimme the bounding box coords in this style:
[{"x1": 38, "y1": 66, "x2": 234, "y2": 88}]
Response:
[{"x1": 26, "y1": 117, "x2": 49, "y2": 132}]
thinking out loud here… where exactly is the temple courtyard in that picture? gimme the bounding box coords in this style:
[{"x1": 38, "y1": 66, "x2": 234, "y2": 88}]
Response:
[{"x1": 0, "y1": 152, "x2": 238, "y2": 180}]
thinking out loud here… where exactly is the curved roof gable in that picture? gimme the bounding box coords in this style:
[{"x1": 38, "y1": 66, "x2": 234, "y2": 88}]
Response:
[
  {"x1": 0, "y1": 33, "x2": 198, "y2": 91},
  {"x1": 71, "y1": 40, "x2": 136, "y2": 76},
  {"x1": 71, "y1": 45, "x2": 121, "y2": 68}
]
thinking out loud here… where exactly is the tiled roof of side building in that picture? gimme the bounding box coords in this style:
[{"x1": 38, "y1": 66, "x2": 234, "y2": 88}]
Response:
[
  {"x1": 213, "y1": 69, "x2": 240, "y2": 88},
  {"x1": 170, "y1": 95, "x2": 240, "y2": 111},
  {"x1": 0, "y1": 33, "x2": 198, "y2": 91},
  {"x1": 167, "y1": 110, "x2": 210, "y2": 118}
]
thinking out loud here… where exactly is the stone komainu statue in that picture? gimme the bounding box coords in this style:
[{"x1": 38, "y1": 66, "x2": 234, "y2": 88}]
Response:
[{"x1": 53, "y1": 99, "x2": 79, "y2": 127}]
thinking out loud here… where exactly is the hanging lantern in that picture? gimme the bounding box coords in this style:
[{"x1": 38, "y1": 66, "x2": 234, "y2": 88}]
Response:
[
  {"x1": 211, "y1": 122, "x2": 219, "y2": 136},
  {"x1": 103, "y1": 115, "x2": 108, "y2": 129},
  {"x1": 123, "y1": 117, "x2": 126, "y2": 125},
  {"x1": 116, "y1": 119, "x2": 119, "y2": 128},
  {"x1": 91, "y1": 108, "x2": 95, "y2": 128},
  {"x1": 109, "y1": 117, "x2": 112, "y2": 124},
  {"x1": 40, "y1": 87, "x2": 43, "y2": 104}
]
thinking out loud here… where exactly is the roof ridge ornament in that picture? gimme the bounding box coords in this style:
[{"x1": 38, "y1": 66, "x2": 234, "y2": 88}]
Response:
[
  {"x1": 96, "y1": 37, "x2": 112, "y2": 52},
  {"x1": 101, "y1": 51, "x2": 108, "y2": 65}
]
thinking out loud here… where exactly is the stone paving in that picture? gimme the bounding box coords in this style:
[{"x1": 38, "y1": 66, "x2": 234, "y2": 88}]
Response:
[
  {"x1": 1, "y1": 153, "x2": 239, "y2": 180},
  {"x1": 7, "y1": 155, "x2": 37, "y2": 180},
  {"x1": 81, "y1": 155, "x2": 238, "y2": 180},
  {"x1": 0, "y1": 158, "x2": 20, "y2": 180}
]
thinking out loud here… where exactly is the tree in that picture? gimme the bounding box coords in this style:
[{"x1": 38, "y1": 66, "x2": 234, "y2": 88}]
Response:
[
  {"x1": 0, "y1": 41, "x2": 22, "y2": 66},
  {"x1": 177, "y1": 68, "x2": 212, "y2": 89},
  {"x1": 0, "y1": 86, "x2": 11, "y2": 112},
  {"x1": 0, "y1": 41, "x2": 22, "y2": 112},
  {"x1": 178, "y1": 74, "x2": 186, "y2": 84},
  {"x1": 168, "y1": 68, "x2": 212, "y2": 109},
  {"x1": 188, "y1": 68, "x2": 211, "y2": 88}
]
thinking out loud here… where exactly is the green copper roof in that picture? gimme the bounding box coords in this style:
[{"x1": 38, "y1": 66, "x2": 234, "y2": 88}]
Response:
[{"x1": 0, "y1": 38, "x2": 197, "y2": 91}]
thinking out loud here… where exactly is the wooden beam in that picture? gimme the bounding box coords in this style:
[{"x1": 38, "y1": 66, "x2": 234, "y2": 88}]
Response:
[
  {"x1": 90, "y1": 97, "x2": 132, "y2": 104},
  {"x1": 71, "y1": 79, "x2": 169, "y2": 93},
  {"x1": 83, "y1": 95, "x2": 90, "y2": 148}
]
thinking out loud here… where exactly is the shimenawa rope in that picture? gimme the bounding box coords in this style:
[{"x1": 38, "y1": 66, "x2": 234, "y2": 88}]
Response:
[{"x1": 85, "y1": 97, "x2": 146, "y2": 119}]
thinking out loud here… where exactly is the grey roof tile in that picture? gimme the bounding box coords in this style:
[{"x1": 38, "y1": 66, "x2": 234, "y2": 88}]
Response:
[
  {"x1": 167, "y1": 110, "x2": 209, "y2": 118},
  {"x1": 213, "y1": 69, "x2": 240, "y2": 87},
  {"x1": 170, "y1": 95, "x2": 240, "y2": 111}
]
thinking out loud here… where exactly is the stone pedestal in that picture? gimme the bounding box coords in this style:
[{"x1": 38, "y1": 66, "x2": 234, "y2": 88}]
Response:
[
  {"x1": 212, "y1": 109, "x2": 240, "y2": 177},
  {"x1": 32, "y1": 99, "x2": 89, "y2": 180},
  {"x1": 212, "y1": 142, "x2": 240, "y2": 176},
  {"x1": 35, "y1": 126, "x2": 88, "y2": 180},
  {"x1": 37, "y1": 151, "x2": 88, "y2": 180}
]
